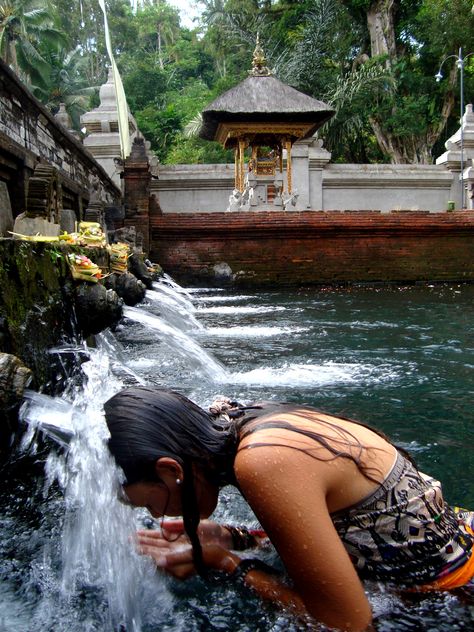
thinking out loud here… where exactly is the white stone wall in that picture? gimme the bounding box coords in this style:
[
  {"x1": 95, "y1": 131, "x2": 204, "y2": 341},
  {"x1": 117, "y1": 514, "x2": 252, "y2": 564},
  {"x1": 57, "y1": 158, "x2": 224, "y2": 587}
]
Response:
[
  {"x1": 152, "y1": 161, "x2": 456, "y2": 213},
  {"x1": 322, "y1": 164, "x2": 455, "y2": 212}
]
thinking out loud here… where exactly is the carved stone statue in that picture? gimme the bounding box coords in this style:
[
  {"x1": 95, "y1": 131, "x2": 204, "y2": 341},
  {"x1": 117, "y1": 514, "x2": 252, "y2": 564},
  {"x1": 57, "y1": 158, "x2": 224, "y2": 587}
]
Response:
[{"x1": 227, "y1": 189, "x2": 242, "y2": 212}]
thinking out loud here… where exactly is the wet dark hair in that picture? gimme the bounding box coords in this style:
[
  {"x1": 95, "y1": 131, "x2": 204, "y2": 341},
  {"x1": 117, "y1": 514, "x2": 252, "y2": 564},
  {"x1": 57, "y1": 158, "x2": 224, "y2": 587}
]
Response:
[
  {"x1": 104, "y1": 386, "x2": 238, "y2": 575},
  {"x1": 104, "y1": 387, "x2": 414, "y2": 574}
]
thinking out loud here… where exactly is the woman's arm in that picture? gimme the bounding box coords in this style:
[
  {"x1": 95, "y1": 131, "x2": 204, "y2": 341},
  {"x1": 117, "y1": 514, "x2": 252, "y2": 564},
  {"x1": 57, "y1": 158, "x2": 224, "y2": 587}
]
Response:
[
  {"x1": 136, "y1": 533, "x2": 307, "y2": 611},
  {"x1": 233, "y1": 444, "x2": 373, "y2": 632}
]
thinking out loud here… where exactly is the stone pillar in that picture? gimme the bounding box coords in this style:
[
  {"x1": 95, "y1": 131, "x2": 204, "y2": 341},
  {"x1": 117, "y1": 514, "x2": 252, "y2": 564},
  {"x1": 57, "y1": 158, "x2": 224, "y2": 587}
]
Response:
[
  {"x1": 436, "y1": 104, "x2": 474, "y2": 209},
  {"x1": 123, "y1": 137, "x2": 151, "y2": 253},
  {"x1": 308, "y1": 136, "x2": 332, "y2": 210},
  {"x1": 291, "y1": 138, "x2": 311, "y2": 210}
]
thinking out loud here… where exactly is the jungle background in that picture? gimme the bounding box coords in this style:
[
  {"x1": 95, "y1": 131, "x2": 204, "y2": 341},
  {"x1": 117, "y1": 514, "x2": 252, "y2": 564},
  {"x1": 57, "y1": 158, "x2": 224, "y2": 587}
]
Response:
[{"x1": 1, "y1": 0, "x2": 474, "y2": 165}]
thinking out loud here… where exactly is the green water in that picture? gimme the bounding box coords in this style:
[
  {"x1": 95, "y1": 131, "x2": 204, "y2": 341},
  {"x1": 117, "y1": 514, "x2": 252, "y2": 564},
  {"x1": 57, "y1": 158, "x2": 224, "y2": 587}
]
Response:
[
  {"x1": 0, "y1": 282, "x2": 472, "y2": 631},
  {"x1": 117, "y1": 281, "x2": 474, "y2": 630}
]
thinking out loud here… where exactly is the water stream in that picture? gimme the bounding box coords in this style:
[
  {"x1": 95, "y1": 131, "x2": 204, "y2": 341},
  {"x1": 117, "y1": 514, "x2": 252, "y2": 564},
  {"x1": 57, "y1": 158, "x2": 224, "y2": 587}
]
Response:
[{"x1": 1, "y1": 280, "x2": 473, "y2": 630}]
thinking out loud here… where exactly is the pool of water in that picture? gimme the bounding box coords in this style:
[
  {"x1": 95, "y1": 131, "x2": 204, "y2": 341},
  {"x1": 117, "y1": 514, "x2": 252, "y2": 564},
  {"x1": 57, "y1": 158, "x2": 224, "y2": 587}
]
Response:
[{"x1": 1, "y1": 282, "x2": 473, "y2": 630}]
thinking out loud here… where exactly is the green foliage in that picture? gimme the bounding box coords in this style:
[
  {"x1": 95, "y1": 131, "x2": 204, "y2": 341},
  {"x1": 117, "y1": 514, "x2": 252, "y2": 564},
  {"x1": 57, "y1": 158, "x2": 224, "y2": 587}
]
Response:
[
  {"x1": 323, "y1": 60, "x2": 393, "y2": 162},
  {"x1": 3, "y1": 0, "x2": 474, "y2": 164},
  {"x1": 0, "y1": 0, "x2": 65, "y2": 84},
  {"x1": 135, "y1": 103, "x2": 182, "y2": 161},
  {"x1": 121, "y1": 58, "x2": 173, "y2": 112},
  {"x1": 31, "y1": 43, "x2": 97, "y2": 128},
  {"x1": 165, "y1": 135, "x2": 233, "y2": 163}
]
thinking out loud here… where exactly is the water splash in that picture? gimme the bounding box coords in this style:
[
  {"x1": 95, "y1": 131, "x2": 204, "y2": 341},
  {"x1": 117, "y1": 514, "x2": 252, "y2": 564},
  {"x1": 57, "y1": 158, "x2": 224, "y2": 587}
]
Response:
[
  {"x1": 123, "y1": 306, "x2": 227, "y2": 381},
  {"x1": 96, "y1": 330, "x2": 146, "y2": 385},
  {"x1": 152, "y1": 281, "x2": 195, "y2": 313},
  {"x1": 159, "y1": 273, "x2": 193, "y2": 300},
  {"x1": 20, "y1": 345, "x2": 172, "y2": 631},
  {"x1": 228, "y1": 362, "x2": 400, "y2": 388},
  {"x1": 146, "y1": 289, "x2": 203, "y2": 331}
]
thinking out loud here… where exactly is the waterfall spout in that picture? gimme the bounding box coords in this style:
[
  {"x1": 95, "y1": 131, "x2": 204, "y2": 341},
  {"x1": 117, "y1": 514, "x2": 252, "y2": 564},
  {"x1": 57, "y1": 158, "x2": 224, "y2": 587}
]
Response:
[{"x1": 123, "y1": 306, "x2": 227, "y2": 381}]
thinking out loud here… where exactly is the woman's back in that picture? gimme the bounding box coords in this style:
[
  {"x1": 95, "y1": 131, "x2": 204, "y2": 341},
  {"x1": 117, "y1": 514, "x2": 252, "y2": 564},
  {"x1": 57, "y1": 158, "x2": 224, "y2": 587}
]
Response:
[
  {"x1": 236, "y1": 406, "x2": 397, "y2": 513},
  {"x1": 234, "y1": 405, "x2": 473, "y2": 589}
]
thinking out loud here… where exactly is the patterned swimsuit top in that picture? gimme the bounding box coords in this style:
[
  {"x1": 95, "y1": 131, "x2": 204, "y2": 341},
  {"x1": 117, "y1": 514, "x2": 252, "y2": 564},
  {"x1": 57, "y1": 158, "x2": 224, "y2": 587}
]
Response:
[
  {"x1": 238, "y1": 410, "x2": 474, "y2": 586},
  {"x1": 331, "y1": 451, "x2": 474, "y2": 584}
]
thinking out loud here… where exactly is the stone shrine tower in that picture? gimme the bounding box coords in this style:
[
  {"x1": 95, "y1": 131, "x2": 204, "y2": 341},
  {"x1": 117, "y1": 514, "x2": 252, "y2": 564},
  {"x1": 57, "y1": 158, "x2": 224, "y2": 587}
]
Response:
[
  {"x1": 80, "y1": 68, "x2": 138, "y2": 187},
  {"x1": 436, "y1": 103, "x2": 474, "y2": 209},
  {"x1": 199, "y1": 37, "x2": 334, "y2": 210}
]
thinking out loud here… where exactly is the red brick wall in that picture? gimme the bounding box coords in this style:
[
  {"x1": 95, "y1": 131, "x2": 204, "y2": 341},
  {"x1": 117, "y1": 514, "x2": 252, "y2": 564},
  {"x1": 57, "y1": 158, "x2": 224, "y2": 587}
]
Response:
[
  {"x1": 150, "y1": 210, "x2": 474, "y2": 287},
  {"x1": 123, "y1": 160, "x2": 150, "y2": 253}
]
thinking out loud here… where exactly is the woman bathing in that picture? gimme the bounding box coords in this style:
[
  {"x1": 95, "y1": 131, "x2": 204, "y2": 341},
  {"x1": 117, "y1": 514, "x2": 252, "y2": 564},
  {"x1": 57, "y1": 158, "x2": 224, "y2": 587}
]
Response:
[{"x1": 104, "y1": 386, "x2": 474, "y2": 632}]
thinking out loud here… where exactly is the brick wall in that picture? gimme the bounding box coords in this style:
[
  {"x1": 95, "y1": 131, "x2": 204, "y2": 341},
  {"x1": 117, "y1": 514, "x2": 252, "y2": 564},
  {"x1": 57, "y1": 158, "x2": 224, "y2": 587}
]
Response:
[{"x1": 150, "y1": 210, "x2": 474, "y2": 287}]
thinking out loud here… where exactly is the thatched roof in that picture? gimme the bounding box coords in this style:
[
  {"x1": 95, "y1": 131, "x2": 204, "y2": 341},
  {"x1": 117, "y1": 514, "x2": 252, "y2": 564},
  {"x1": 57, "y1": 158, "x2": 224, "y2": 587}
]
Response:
[{"x1": 199, "y1": 74, "x2": 334, "y2": 142}]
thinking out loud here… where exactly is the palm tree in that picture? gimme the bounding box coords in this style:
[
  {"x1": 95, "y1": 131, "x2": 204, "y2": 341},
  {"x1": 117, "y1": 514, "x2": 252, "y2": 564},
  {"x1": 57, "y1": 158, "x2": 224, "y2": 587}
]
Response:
[
  {"x1": 0, "y1": 0, "x2": 64, "y2": 83},
  {"x1": 31, "y1": 44, "x2": 97, "y2": 130}
]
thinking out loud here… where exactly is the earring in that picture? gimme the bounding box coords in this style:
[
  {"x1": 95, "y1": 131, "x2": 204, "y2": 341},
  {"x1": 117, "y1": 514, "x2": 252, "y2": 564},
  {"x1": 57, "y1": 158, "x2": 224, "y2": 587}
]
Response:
[{"x1": 176, "y1": 479, "x2": 182, "y2": 485}]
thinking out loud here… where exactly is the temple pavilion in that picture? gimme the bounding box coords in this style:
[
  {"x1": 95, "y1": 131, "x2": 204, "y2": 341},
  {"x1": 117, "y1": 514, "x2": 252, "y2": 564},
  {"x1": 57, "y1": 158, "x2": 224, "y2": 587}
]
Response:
[{"x1": 199, "y1": 37, "x2": 334, "y2": 210}]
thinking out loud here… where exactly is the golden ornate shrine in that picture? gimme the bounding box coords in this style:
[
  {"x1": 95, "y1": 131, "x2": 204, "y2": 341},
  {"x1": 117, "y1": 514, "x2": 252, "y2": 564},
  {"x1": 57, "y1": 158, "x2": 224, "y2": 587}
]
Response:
[{"x1": 199, "y1": 36, "x2": 334, "y2": 208}]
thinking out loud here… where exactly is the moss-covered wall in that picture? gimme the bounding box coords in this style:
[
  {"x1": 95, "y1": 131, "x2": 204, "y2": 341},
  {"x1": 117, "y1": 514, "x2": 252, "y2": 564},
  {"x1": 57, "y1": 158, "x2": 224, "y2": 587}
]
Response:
[{"x1": 0, "y1": 239, "x2": 112, "y2": 390}]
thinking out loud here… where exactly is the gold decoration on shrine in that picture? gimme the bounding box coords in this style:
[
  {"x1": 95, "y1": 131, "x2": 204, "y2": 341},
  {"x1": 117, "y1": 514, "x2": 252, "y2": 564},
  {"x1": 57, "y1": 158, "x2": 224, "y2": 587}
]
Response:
[
  {"x1": 215, "y1": 122, "x2": 314, "y2": 148},
  {"x1": 249, "y1": 33, "x2": 272, "y2": 77}
]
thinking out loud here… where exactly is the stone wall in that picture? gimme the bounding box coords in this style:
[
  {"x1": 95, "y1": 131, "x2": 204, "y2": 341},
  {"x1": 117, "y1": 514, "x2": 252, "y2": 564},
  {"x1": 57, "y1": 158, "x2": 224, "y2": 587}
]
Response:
[
  {"x1": 152, "y1": 161, "x2": 457, "y2": 213},
  {"x1": 0, "y1": 240, "x2": 126, "y2": 391},
  {"x1": 152, "y1": 112, "x2": 474, "y2": 213},
  {"x1": 0, "y1": 59, "x2": 121, "y2": 221},
  {"x1": 150, "y1": 210, "x2": 474, "y2": 287}
]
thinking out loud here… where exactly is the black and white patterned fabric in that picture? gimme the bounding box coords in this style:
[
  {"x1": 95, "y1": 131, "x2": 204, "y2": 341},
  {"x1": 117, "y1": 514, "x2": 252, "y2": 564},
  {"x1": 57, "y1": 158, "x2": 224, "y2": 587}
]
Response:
[{"x1": 331, "y1": 452, "x2": 474, "y2": 585}]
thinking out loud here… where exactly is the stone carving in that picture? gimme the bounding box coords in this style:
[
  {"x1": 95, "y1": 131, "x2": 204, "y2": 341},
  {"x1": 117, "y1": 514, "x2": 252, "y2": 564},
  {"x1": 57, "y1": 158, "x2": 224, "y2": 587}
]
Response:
[
  {"x1": 0, "y1": 352, "x2": 32, "y2": 410},
  {"x1": 26, "y1": 163, "x2": 62, "y2": 223},
  {"x1": 0, "y1": 182, "x2": 13, "y2": 236},
  {"x1": 129, "y1": 136, "x2": 148, "y2": 162},
  {"x1": 54, "y1": 103, "x2": 72, "y2": 130},
  {"x1": 88, "y1": 174, "x2": 103, "y2": 205},
  {"x1": 60, "y1": 209, "x2": 77, "y2": 234},
  {"x1": 74, "y1": 283, "x2": 123, "y2": 337},
  {"x1": 283, "y1": 190, "x2": 299, "y2": 210},
  {"x1": 227, "y1": 189, "x2": 242, "y2": 212},
  {"x1": 227, "y1": 183, "x2": 254, "y2": 212},
  {"x1": 113, "y1": 226, "x2": 136, "y2": 247},
  {"x1": 84, "y1": 173, "x2": 105, "y2": 223}
]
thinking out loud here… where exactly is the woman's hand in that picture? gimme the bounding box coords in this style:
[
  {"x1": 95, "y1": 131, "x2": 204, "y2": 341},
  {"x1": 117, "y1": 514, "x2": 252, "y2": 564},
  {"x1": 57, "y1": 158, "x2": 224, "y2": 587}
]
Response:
[
  {"x1": 136, "y1": 529, "x2": 195, "y2": 579},
  {"x1": 135, "y1": 521, "x2": 237, "y2": 579},
  {"x1": 152, "y1": 519, "x2": 234, "y2": 548}
]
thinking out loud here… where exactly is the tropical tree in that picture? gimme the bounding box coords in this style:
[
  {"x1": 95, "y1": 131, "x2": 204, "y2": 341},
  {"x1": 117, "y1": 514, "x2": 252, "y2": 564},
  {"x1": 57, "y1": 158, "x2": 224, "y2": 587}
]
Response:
[
  {"x1": 134, "y1": 0, "x2": 181, "y2": 69},
  {"x1": 31, "y1": 44, "x2": 96, "y2": 128},
  {"x1": 340, "y1": 0, "x2": 474, "y2": 163},
  {"x1": 0, "y1": 0, "x2": 64, "y2": 84}
]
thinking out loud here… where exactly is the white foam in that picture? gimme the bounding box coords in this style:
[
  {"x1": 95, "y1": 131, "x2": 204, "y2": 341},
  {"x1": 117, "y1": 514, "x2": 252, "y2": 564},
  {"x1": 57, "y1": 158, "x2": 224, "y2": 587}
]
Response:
[
  {"x1": 225, "y1": 362, "x2": 399, "y2": 387},
  {"x1": 193, "y1": 295, "x2": 253, "y2": 303},
  {"x1": 202, "y1": 326, "x2": 309, "y2": 338},
  {"x1": 197, "y1": 305, "x2": 286, "y2": 315}
]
